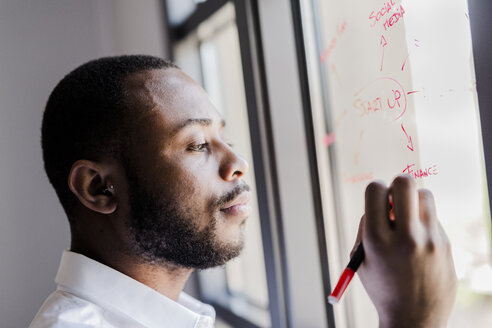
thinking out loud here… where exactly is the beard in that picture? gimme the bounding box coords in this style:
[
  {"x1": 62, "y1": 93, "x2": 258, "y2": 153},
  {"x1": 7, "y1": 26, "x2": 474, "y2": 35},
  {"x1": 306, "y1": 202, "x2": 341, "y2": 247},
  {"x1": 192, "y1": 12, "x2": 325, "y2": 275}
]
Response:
[{"x1": 124, "y1": 167, "x2": 249, "y2": 270}]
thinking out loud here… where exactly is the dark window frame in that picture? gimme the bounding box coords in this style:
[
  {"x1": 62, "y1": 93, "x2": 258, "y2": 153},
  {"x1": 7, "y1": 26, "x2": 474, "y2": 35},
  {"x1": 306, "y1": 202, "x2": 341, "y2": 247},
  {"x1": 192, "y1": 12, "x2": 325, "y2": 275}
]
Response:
[
  {"x1": 288, "y1": 1, "x2": 337, "y2": 327},
  {"x1": 469, "y1": 0, "x2": 492, "y2": 225}
]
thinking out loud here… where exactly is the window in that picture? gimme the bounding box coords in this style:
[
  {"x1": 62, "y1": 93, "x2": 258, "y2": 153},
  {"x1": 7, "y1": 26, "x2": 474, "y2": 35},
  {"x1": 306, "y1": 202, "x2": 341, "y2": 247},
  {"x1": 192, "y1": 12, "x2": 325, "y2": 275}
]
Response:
[
  {"x1": 299, "y1": 0, "x2": 492, "y2": 327},
  {"x1": 164, "y1": 1, "x2": 492, "y2": 326},
  {"x1": 167, "y1": 1, "x2": 272, "y2": 326}
]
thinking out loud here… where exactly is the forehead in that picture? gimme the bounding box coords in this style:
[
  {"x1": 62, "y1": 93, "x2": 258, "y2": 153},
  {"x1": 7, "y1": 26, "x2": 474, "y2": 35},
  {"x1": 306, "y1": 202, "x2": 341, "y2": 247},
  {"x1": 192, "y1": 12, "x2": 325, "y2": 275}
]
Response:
[{"x1": 124, "y1": 68, "x2": 222, "y2": 133}]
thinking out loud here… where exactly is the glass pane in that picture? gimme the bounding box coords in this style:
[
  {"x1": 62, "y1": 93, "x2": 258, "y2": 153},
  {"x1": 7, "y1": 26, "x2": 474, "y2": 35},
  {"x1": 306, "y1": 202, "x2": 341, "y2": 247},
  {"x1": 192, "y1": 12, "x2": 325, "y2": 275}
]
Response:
[
  {"x1": 197, "y1": 4, "x2": 269, "y2": 311},
  {"x1": 166, "y1": 0, "x2": 201, "y2": 26},
  {"x1": 300, "y1": 0, "x2": 492, "y2": 327},
  {"x1": 173, "y1": 3, "x2": 270, "y2": 326}
]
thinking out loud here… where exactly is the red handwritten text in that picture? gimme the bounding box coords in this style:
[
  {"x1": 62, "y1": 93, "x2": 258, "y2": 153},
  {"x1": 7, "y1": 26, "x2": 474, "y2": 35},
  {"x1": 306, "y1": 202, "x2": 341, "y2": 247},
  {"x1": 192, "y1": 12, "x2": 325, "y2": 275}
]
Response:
[
  {"x1": 369, "y1": 1, "x2": 406, "y2": 31},
  {"x1": 401, "y1": 124, "x2": 414, "y2": 151},
  {"x1": 369, "y1": 0, "x2": 396, "y2": 28},
  {"x1": 334, "y1": 109, "x2": 348, "y2": 128},
  {"x1": 344, "y1": 172, "x2": 374, "y2": 184},
  {"x1": 354, "y1": 97, "x2": 383, "y2": 116},
  {"x1": 353, "y1": 78, "x2": 407, "y2": 120},
  {"x1": 320, "y1": 38, "x2": 337, "y2": 63},
  {"x1": 383, "y1": 5, "x2": 405, "y2": 31},
  {"x1": 387, "y1": 89, "x2": 402, "y2": 109},
  {"x1": 331, "y1": 64, "x2": 343, "y2": 87},
  {"x1": 337, "y1": 20, "x2": 347, "y2": 35},
  {"x1": 402, "y1": 164, "x2": 438, "y2": 179},
  {"x1": 320, "y1": 21, "x2": 347, "y2": 63},
  {"x1": 380, "y1": 35, "x2": 387, "y2": 71}
]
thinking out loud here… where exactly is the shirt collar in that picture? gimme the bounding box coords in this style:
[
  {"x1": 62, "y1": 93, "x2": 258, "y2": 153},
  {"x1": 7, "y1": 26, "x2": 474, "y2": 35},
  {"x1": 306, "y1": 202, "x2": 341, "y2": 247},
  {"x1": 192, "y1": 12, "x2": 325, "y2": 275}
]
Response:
[{"x1": 55, "y1": 250, "x2": 215, "y2": 328}]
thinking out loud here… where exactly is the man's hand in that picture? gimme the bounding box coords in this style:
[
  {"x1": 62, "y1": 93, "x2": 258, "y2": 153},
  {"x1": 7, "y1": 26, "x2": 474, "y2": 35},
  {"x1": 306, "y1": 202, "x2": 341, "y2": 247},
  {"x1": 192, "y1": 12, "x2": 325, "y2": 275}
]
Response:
[{"x1": 353, "y1": 175, "x2": 457, "y2": 328}]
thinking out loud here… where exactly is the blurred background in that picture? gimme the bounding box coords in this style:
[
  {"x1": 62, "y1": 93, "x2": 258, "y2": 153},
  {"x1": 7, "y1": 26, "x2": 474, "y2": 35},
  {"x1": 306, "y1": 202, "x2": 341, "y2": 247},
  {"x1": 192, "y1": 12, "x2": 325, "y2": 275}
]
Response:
[{"x1": 1, "y1": 1, "x2": 491, "y2": 327}]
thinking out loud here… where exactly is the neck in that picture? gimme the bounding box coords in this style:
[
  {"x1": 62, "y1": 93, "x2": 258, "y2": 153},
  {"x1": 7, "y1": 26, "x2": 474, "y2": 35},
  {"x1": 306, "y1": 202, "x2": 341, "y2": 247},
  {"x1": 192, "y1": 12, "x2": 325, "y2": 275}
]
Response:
[
  {"x1": 71, "y1": 236, "x2": 193, "y2": 302},
  {"x1": 118, "y1": 259, "x2": 194, "y2": 301}
]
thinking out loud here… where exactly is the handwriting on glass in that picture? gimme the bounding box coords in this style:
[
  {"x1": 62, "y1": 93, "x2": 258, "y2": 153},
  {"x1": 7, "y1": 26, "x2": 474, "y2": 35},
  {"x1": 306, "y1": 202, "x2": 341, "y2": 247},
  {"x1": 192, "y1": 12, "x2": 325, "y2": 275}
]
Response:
[
  {"x1": 353, "y1": 77, "x2": 407, "y2": 120},
  {"x1": 401, "y1": 124, "x2": 414, "y2": 151},
  {"x1": 344, "y1": 172, "x2": 374, "y2": 184},
  {"x1": 369, "y1": 1, "x2": 406, "y2": 31},
  {"x1": 380, "y1": 35, "x2": 388, "y2": 71},
  {"x1": 403, "y1": 164, "x2": 439, "y2": 179},
  {"x1": 320, "y1": 21, "x2": 347, "y2": 63}
]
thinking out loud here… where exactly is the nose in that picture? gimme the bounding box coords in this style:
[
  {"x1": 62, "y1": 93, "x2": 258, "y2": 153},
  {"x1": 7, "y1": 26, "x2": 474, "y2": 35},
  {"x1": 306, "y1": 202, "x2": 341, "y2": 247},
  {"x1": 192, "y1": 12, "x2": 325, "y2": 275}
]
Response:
[{"x1": 219, "y1": 147, "x2": 249, "y2": 181}]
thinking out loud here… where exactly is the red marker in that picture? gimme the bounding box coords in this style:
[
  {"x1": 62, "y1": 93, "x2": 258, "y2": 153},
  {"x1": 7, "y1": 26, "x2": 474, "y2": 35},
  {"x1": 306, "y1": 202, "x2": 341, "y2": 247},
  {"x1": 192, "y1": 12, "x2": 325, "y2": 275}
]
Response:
[{"x1": 328, "y1": 241, "x2": 365, "y2": 304}]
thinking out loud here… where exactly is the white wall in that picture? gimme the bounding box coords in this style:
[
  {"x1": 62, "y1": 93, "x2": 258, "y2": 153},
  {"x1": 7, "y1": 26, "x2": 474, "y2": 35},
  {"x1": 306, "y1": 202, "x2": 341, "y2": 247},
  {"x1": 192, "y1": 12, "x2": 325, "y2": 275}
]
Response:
[{"x1": 0, "y1": 1, "x2": 168, "y2": 327}]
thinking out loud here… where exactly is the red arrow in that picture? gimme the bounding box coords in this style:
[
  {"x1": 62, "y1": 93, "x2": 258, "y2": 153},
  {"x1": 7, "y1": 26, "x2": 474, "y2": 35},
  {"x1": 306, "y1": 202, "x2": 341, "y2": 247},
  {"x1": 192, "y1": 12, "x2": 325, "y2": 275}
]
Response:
[
  {"x1": 401, "y1": 124, "x2": 414, "y2": 151},
  {"x1": 380, "y1": 35, "x2": 387, "y2": 71}
]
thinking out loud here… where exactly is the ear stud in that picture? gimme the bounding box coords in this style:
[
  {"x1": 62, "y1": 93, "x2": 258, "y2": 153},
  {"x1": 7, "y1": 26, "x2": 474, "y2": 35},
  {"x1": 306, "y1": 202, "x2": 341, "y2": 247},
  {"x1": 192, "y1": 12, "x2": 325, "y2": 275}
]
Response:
[{"x1": 102, "y1": 185, "x2": 114, "y2": 194}]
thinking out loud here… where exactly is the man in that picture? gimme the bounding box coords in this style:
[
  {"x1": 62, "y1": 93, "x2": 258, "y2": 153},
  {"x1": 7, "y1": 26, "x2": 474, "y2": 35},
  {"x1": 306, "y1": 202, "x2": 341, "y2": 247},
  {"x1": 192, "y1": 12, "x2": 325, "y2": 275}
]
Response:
[{"x1": 30, "y1": 55, "x2": 456, "y2": 327}]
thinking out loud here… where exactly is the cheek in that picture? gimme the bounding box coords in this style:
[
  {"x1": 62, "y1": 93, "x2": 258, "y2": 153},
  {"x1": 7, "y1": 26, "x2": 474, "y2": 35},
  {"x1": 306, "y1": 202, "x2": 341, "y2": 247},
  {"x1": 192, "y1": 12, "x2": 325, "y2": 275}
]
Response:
[
  {"x1": 174, "y1": 176, "x2": 200, "y2": 201},
  {"x1": 161, "y1": 164, "x2": 213, "y2": 209},
  {"x1": 155, "y1": 152, "x2": 222, "y2": 216},
  {"x1": 164, "y1": 155, "x2": 217, "y2": 196}
]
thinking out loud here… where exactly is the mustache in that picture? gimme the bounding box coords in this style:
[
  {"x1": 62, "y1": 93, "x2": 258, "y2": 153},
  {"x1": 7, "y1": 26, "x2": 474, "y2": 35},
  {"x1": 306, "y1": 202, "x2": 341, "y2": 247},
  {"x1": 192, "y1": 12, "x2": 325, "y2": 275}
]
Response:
[{"x1": 214, "y1": 183, "x2": 250, "y2": 209}]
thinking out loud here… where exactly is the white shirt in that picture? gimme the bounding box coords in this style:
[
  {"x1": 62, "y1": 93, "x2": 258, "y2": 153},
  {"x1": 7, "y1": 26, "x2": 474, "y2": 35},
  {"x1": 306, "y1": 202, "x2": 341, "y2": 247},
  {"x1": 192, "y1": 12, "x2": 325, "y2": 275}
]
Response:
[{"x1": 29, "y1": 251, "x2": 215, "y2": 328}]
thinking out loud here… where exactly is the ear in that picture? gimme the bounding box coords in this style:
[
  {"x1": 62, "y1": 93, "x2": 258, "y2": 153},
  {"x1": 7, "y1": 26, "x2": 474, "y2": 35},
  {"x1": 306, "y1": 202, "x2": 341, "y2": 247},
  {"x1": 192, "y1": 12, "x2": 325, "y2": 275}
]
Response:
[{"x1": 68, "y1": 160, "x2": 118, "y2": 214}]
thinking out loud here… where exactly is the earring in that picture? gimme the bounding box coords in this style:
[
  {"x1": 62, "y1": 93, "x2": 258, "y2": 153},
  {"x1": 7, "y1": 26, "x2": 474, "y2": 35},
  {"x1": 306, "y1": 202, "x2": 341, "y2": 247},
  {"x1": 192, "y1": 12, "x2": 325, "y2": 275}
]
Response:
[{"x1": 102, "y1": 184, "x2": 114, "y2": 194}]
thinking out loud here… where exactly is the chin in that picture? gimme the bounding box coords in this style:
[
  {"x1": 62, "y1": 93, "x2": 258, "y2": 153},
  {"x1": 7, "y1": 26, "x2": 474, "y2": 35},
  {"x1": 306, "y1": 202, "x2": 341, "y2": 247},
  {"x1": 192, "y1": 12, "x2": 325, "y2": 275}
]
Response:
[{"x1": 219, "y1": 227, "x2": 245, "y2": 249}]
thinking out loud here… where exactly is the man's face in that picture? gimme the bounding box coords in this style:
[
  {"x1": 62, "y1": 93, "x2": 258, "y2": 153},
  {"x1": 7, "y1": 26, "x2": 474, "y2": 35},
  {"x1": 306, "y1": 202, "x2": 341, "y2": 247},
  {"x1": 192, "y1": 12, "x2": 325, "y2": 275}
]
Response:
[{"x1": 121, "y1": 68, "x2": 250, "y2": 269}]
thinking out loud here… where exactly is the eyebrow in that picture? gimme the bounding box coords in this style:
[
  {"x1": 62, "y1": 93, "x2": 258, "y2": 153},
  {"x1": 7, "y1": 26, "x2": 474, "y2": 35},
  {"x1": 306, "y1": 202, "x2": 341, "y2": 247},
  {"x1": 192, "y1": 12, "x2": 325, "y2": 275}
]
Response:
[{"x1": 175, "y1": 118, "x2": 226, "y2": 133}]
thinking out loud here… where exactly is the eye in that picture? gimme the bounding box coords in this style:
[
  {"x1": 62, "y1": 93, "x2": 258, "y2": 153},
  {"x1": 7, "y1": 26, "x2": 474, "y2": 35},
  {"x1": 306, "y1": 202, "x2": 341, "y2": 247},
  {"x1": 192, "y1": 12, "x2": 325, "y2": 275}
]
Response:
[{"x1": 188, "y1": 142, "x2": 209, "y2": 152}]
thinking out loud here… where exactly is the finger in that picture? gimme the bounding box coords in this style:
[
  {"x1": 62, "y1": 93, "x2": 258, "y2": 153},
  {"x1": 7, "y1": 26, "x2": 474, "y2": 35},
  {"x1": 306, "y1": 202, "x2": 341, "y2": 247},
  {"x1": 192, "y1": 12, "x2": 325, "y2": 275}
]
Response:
[
  {"x1": 365, "y1": 180, "x2": 391, "y2": 244},
  {"x1": 418, "y1": 188, "x2": 438, "y2": 233},
  {"x1": 351, "y1": 215, "x2": 365, "y2": 258},
  {"x1": 436, "y1": 219, "x2": 450, "y2": 245},
  {"x1": 390, "y1": 175, "x2": 420, "y2": 238}
]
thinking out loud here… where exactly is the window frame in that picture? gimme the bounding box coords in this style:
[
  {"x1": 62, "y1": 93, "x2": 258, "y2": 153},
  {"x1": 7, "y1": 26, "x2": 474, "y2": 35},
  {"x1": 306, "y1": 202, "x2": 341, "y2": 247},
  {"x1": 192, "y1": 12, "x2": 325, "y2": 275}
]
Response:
[{"x1": 469, "y1": 0, "x2": 492, "y2": 220}]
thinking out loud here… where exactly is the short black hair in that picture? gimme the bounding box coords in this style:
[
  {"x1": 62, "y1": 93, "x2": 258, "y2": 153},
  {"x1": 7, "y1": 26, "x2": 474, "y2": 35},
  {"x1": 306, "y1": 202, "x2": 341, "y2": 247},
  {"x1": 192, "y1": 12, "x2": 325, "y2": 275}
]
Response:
[{"x1": 41, "y1": 55, "x2": 178, "y2": 218}]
